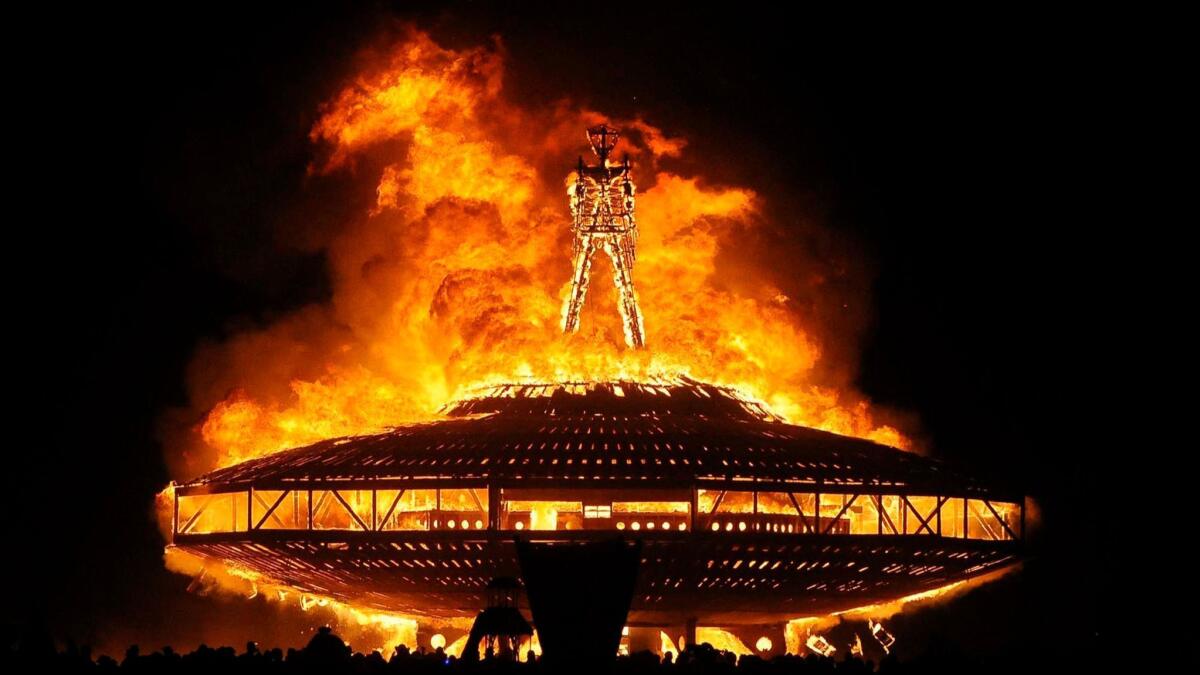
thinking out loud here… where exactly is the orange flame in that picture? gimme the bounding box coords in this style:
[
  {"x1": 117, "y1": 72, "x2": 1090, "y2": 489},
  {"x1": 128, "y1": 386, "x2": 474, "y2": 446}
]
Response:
[
  {"x1": 784, "y1": 565, "x2": 1020, "y2": 654},
  {"x1": 162, "y1": 547, "x2": 451, "y2": 655},
  {"x1": 163, "y1": 27, "x2": 908, "y2": 480}
]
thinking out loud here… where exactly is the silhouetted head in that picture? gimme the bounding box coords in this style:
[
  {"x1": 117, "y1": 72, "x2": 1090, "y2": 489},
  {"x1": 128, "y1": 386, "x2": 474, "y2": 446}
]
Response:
[
  {"x1": 586, "y1": 124, "x2": 620, "y2": 162},
  {"x1": 304, "y1": 625, "x2": 349, "y2": 665}
]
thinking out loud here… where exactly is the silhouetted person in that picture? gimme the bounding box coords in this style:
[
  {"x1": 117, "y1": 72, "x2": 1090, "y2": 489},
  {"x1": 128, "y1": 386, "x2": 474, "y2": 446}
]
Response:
[
  {"x1": 0, "y1": 628, "x2": 957, "y2": 674},
  {"x1": 299, "y1": 625, "x2": 349, "y2": 671}
]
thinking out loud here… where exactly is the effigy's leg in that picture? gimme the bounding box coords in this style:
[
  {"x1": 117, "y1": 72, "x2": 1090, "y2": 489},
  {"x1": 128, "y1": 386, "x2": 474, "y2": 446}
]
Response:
[
  {"x1": 605, "y1": 236, "x2": 645, "y2": 348},
  {"x1": 562, "y1": 235, "x2": 597, "y2": 334}
]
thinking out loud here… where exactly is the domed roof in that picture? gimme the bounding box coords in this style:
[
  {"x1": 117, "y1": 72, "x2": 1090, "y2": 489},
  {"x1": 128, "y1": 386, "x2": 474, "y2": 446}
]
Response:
[{"x1": 183, "y1": 379, "x2": 1005, "y2": 499}]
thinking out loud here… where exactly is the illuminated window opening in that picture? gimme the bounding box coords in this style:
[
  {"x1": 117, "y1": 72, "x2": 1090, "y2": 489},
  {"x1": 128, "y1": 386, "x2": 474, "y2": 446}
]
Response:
[
  {"x1": 251, "y1": 490, "x2": 309, "y2": 530},
  {"x1": 904, "y1": 496, "x2": 941, "y2": 535},
  {"x1": 311, "y1": 490, "x2": 372, "y2": 530},
  {"x1": 177, "y1": 492, "x2": 248, "y2": 534},
  {"x1": 584, "y1": 505, "x2": 612, "y2": 518}
]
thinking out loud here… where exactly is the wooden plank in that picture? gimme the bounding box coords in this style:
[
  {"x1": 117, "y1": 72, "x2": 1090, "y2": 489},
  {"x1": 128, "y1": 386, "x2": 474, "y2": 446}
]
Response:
[
  {"x1": 822, "y1": 495, "x2": 858, "y2": 535},
  {"x1": 984, "y1": 500, "x2": 1018, "y2": 540},
  {"x1": 331, "y1": 490, "x2": 370, "y2": 531},
  {"x1": 468, "y1": 488, "x2": 486, "y2": 514},
  {"x1": 876, "y1": 496, "x2": 899, "y2": 535},
  {"x1": 379, "y1": 490, "x2": 406, "y2": 530},
  {"x1": 180, "y1": 495, "x2": 211, "y2": 534},
  {"x1": 253, "y1": 490, "x2": 290, "y2": 530}
]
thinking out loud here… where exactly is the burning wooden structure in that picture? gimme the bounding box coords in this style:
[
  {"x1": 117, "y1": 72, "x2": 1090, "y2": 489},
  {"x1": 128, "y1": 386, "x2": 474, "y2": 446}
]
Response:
[
  {"x1": 169, "y1": 379, "x2": 1024, "y2": 650},
  {"x1": 561, "y1": 124, "x2": 645, "y2": 348}
]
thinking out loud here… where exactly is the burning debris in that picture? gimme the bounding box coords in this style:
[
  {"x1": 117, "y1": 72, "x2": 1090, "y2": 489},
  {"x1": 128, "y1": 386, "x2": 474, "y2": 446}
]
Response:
[
  {"x1": 869, "y1": 619, "x2": 896, "y2": 654},
  {"x1": 805, "y1": 634, "x2": 837, "y2": 658},
  {"x1": 850, "y1": 634, "x2": 864, "y2": 658}
]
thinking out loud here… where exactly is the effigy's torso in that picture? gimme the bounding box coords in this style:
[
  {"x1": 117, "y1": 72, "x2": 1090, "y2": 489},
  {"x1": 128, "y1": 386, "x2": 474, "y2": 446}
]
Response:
[{"x1": 570, "y1": 166, "x2": 635, "y2": 234}]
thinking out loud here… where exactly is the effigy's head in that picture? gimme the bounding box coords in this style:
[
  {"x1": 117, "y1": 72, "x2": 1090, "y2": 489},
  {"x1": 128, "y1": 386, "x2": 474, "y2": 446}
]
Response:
[{"x1": 586, "y1": 124, "x2": 621, "y2": 161}]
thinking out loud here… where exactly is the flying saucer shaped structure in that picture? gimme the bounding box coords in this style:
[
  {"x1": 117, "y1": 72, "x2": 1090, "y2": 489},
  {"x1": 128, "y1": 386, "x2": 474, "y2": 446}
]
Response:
[{"x1": 169, "y1": 379, "x2": 1024, "y2": 633}]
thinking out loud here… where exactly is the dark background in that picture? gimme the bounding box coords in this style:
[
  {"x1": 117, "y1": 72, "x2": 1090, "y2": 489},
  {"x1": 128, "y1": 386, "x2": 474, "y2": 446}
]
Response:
[{"x1": 11, "y1": 1, "x2": 1104, "y2": 665}]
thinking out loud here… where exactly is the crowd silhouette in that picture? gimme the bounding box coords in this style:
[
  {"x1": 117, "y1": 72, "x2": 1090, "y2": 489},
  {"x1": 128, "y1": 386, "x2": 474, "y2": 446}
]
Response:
[{"x1": 5, "y1": 625, "x2": 1007, "y2": 674}]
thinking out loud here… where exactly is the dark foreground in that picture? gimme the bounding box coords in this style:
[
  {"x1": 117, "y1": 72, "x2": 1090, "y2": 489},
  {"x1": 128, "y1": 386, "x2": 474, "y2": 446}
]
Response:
[{"x1": 4, "y1": 626, "x2": 1078, "y2": 675}]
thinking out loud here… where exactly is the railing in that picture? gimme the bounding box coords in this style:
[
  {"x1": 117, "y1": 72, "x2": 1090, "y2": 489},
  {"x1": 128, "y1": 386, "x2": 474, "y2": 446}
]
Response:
[{"x1": 173, "y1": 487, "x2": 1023, "y2": 542}]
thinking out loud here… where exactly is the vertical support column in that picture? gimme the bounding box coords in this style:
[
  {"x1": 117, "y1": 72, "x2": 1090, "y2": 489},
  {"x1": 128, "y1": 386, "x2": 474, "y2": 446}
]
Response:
[
  {"x1": 684, "y1": 617, "x2": 697, "y2": 651},
  {"x1": 690, "y1": 486, "x2": 699, "y2": 532},
  {"x1": 488, "y1": 484, "x2": 500, "y2": 531},
  {"x1": 173, "y1": 488, "x2": 179, "y2": 537}
]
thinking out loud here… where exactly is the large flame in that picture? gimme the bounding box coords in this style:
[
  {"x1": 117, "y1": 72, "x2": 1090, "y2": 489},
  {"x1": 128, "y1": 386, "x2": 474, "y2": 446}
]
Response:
[{"x1": 165, "y1": 27, "x2": 908, "y2": 479}]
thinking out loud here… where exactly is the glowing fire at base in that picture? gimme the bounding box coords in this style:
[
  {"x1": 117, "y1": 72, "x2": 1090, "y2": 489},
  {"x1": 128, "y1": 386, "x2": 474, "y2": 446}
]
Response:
[
  {"x1": 166, "y1": 539, "x2": 1013, "y2": 658},
  {"x1": 784, "y1": 565, "x2": 1019, "y2": 655},
  {"x1": 165, "y1": 547, "x2": 433, "y2": 655}
]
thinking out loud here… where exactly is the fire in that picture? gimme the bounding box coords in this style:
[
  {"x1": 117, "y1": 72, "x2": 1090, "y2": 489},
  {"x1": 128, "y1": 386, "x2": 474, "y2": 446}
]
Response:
[
  {"x1": 784, "y1": 565, "x2": 1020, "y2": 654},
  {"x1": 660, "y1": 631, "x2": 679, "y2": 660},
  {"x1": 163, "y1": 547, "x2": 434, "y2": 655},
  {"x1": 695, "y1": 628, "x2": 752, "y2": 656},
  {"x1": 164, "y1": 26, "x2": 908, "y2": 481},
  {"x1": 869, "y1": 619, "x2": 896, "y2": 653},
  {"x1": 805, "y1": 633, "x2": 837, "y2": 657}
]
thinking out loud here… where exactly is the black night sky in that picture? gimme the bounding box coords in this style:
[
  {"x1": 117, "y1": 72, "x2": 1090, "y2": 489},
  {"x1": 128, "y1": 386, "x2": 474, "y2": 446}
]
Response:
[{"x1": 12, "y1": 1, "x2": 1104, "y2": 667}]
